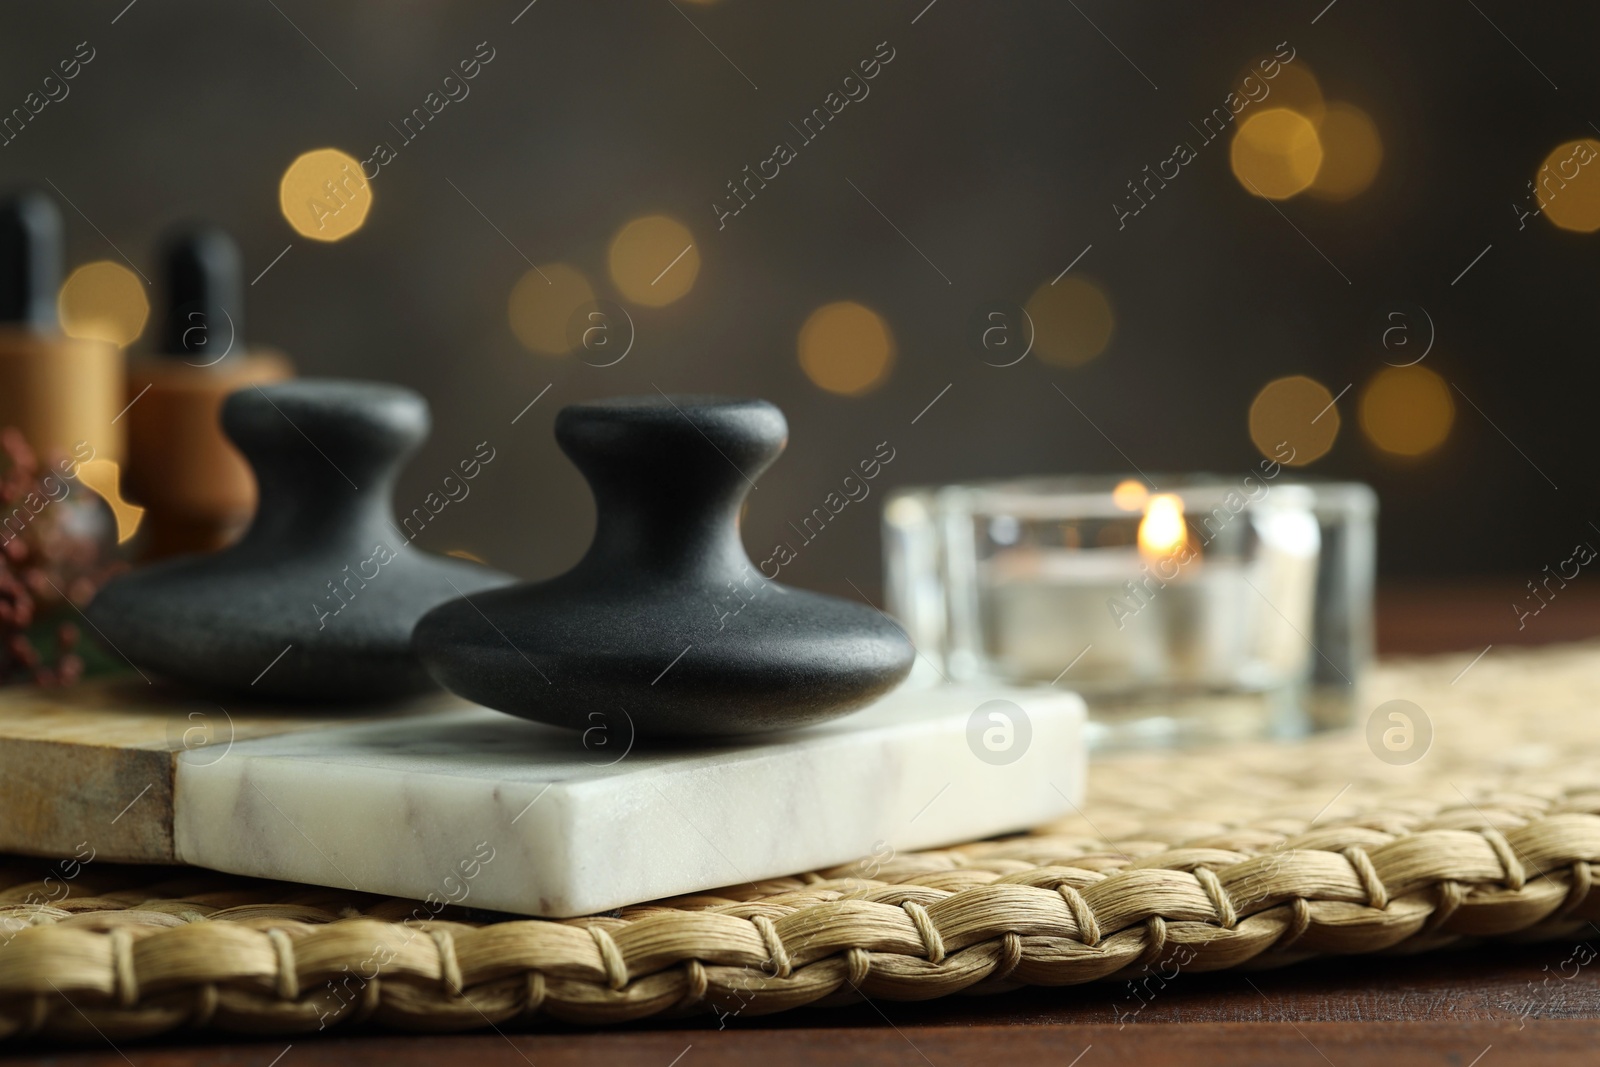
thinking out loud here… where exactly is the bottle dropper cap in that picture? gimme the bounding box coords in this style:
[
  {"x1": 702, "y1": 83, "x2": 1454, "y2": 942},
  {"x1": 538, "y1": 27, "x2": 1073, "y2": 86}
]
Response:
[
  {"x1": 158, "y1": 224, "x2": 243, "y2": 365},
  {"x1": 0, "y1": 191, "x2": 64, "y2": 331}
]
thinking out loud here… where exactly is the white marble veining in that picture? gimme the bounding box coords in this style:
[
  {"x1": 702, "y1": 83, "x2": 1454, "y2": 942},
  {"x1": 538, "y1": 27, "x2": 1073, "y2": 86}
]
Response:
[{"x1": 173, "y1": 686, "x2": 1086, "y2": 917}]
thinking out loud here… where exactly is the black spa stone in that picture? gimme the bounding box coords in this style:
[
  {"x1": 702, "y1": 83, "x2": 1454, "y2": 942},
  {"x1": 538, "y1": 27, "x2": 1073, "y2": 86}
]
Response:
[
  {"x1": 87, "y1": 380, "x2": 513, "y2": 701},
  {"x1": 412, "y1": 395, "x2": 915, "y2": 738}
]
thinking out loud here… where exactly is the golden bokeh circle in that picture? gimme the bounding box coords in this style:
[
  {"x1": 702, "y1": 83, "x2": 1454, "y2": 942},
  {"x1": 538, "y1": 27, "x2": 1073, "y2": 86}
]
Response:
[
  {"x1": 57, "y1": 261, "x2": 149, "y2": 347},
  {"x1": 1360, "y1": 365, "x2": 1454, "y2": 456},
  {"x1": 1537, "y1": 138, "x2": 1600, "y2": 233},
  {"x1": 1309, "y1": 103, "x2": 1383, "y2": 201},
  {"x1": 608, "y1": 215, "x2": 699, "y2": 307},
  {"x1": 508, "y1": 264, "x2": 595, "y2": 356},
  {"x1": 1241, "y1": 60, "x2": 1326, "y2": 127},
  {"x1": 1231, "y1": 108, "x2": 1324, "y2": 200},
  {"x1": 279, "y1": 148, "x2": 372, "y2": 242},
  {"x1": 1248, "y1": 375, "x2": 1339, "y2": 466},
  {"x1": 73, "y1": 458, "x2": 144, "y2": 543},
  {"x1": 797, "y1": 301, "x2": 895, "y2": 396},
  {"x1": 1025, "y1": 276, "x2": 1114, "y2": 368},
  {"x1": 1112, "y1": 479, "x2": 1149, "y2": 512}
]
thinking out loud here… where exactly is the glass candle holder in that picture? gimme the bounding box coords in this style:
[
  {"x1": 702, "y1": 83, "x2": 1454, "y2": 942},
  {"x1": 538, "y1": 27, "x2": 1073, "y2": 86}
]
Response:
[{"x1": 883, "y1": 475, "x2": 1375, "y2": 749}]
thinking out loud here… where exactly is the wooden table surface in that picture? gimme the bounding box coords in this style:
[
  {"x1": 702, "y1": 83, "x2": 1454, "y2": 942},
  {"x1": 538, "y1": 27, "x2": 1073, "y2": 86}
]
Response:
[{"x1": 14, "y1": 578, "x2": 1600, "y2": 1065}]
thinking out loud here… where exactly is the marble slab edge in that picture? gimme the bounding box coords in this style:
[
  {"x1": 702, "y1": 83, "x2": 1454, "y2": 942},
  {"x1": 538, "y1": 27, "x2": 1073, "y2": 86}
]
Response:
[
  {"x1": 172, "y1": 685, "x2": 1089, "y2": 917},
  {"x1": 0, "y1": 678, "x2": 453, "y2": 863}
]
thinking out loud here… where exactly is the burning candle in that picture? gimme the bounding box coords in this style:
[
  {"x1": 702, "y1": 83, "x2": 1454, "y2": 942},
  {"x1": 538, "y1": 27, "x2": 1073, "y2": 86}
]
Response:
[{"x1": 884, "y1": 475, "x2": 1352, "y2": 747}]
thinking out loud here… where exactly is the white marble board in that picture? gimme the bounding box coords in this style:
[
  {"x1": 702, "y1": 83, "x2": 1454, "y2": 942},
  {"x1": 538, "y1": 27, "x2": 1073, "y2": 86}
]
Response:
[{"x1": 173, "y1": 685, "x2": 1087, "y2": 917}]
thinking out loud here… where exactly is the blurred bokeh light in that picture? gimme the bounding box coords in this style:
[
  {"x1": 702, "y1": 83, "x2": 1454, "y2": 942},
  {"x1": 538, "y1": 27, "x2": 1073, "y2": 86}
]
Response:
[
  {"x1": 1537, "y1": 138, "x2": 1600, "y2": 232},
  {"x1": 1360, "y1": 365, "x2": 1454, "y2": 456},
  {"x1": 279, "y1": 148, "x2": 372, "y2": 242},
  {"x1": 608, "y1": 215, "x2": 699, "y2": 307},
  {"x1": 1248, "y1": 375, "x2": 1339, "y2": 465},
  {"x1": 1112, "y1": 478, "x2": 1149, "y2": 512},
  {"x1": 797, "y1": 301, "x2": 895, "y2": 396},
  {"x1": 508, "y1": 263, "x2": 595, "y2": 356},
  {"x1": 74, "y1": 459, "x2": 144, "y2": 543},
  {"x1": 1231, "y1": 108, "x2": 1324, "y2": 200},
  {"x1": 57, "y1": 261, "x2": 149, "y2": 347},
  {"x1": 1308, "y1": 103, "x2": 1383, "y2": 200},
  {"x1": 1240, "y1": 58, "x2": 1326, "y2": 126},
  {"x1": 1026, "y1": 276, "x2": 1114, "y2": 367}
]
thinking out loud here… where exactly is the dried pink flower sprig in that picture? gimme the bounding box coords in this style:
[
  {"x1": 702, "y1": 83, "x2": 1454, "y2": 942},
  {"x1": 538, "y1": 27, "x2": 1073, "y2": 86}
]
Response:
[{"x1": 0, "y1": 427, "x2": 122, "y2": 686}]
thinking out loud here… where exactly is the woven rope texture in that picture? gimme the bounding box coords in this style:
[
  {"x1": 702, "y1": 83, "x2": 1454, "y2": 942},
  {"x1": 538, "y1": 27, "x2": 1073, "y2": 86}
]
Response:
[{"x1": 4, "y1": 641, "x2": 1600, "y2": 1040}]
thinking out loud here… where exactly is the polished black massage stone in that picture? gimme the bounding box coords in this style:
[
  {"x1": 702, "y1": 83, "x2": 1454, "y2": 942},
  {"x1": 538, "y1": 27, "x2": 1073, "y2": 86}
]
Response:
[
  {"x1": 88, "y1": 380, "x2": 513, "y2": 701},
  {"x1": 412, "y1": 395, "x2": 916, "y2": 738}
]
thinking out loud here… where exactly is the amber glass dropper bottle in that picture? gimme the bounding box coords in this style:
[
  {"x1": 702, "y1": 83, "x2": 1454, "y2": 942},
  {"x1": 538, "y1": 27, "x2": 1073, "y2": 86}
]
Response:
[
  {"x1": 0, "y1": 190, "x2": 123, "y2": 468},
  {"x1": 124, "y1": 225, "x2": 292, "y2": 559}
]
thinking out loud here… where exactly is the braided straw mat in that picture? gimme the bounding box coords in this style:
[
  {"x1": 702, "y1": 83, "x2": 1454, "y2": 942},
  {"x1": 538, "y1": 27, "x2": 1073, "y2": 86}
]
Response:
[{"x1": 5, "y1": 640, "x2": 1600, "y2": 1042}]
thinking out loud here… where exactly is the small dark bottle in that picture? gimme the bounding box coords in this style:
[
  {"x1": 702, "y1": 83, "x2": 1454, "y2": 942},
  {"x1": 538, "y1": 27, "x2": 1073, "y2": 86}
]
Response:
[
  {"x1": 0, "y1": 191, "x2": 123, "y2": 468},
  {"x1": 123, "y1": 225, "x2": 293, "y2": 558}
]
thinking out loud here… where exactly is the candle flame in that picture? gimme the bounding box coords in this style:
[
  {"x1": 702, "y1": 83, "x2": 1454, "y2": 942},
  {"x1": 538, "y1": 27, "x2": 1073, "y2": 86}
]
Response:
[{"x1": 1137, "y1": 493, "x2": 1187, "y2": 559}]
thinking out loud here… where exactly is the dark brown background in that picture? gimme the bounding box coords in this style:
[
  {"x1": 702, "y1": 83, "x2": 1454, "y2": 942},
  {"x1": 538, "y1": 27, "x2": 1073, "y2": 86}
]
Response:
[{"x1": 2, "y1": 0, "x2": 1595, "y2": 600}]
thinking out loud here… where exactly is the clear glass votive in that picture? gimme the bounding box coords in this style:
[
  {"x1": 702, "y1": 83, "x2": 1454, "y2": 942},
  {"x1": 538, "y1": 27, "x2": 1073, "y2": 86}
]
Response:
[{"x1": 883, "y1": 475, "x2": 1376, "y2": 749}]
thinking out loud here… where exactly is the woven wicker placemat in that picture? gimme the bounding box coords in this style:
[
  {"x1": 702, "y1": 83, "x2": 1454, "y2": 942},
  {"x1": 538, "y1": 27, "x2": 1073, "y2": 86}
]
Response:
[{"x1": 5, "y1": 641, "x2": 1600, "y2": 1042}]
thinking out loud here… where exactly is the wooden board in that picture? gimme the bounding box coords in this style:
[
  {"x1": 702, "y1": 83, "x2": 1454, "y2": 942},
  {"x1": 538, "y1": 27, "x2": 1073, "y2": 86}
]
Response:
[{"x1": 0, "y1": 678, "x2": 441, "y2": 863}]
